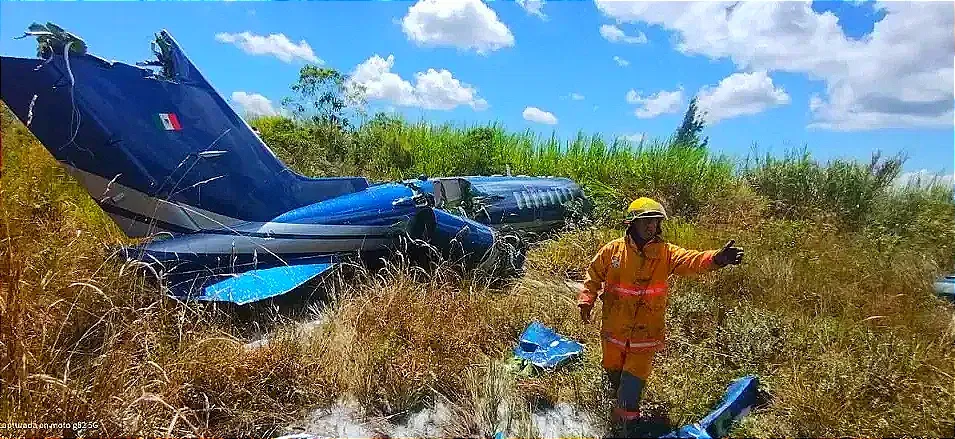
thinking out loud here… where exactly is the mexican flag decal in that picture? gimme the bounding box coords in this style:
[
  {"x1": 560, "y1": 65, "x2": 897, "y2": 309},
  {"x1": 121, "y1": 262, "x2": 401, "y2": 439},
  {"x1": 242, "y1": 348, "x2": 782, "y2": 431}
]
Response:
[{"x1": 155, "y1": 113, "x2": 182, "y2": 131}]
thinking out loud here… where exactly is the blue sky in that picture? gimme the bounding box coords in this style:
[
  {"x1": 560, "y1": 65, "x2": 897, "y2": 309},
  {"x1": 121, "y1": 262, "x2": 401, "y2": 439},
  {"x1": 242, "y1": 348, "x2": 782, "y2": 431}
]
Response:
[{"x1": 1, "y1": 0, "x2": 952, "y2": 181}]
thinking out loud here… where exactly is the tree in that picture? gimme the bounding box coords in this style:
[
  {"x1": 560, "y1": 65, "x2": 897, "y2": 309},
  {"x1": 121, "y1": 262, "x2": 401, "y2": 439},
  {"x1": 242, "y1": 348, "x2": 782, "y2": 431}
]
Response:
[
  {"x1": 674, "y1": 96, "x2": 709, "y2": 149},
  {"x1": 281, "y1": 65, "x2": 366, "y2": 129}
]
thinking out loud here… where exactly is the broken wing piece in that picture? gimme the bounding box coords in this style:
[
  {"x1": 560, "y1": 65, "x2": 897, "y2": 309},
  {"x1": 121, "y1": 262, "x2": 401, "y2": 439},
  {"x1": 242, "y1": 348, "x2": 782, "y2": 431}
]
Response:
[
  {"x1": 661, "y1": 375, "x2": 762, "y2": 439},
  {"x1": 696, "y1": 375, "x2": 762, "y2": 437},
  {"x1": 172, "y1": 263, "x2": 337, "y2": 305},
  {"x1": 514, "y1": 321, "x2": 584, "y2": 369}
]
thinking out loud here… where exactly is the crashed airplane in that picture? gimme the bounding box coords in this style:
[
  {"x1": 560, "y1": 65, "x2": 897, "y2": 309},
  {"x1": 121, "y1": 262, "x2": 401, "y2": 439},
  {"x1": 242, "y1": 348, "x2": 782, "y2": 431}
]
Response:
[{"x1": 1, "y1": 24, "x2": 591, "y2": 305}]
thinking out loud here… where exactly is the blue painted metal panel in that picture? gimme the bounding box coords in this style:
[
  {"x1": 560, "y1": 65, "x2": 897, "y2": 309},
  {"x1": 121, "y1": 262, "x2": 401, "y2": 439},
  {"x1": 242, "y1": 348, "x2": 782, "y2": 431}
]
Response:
[
  {"x1": 0, "y1": 32, "x2": 368, "y2": 227},
  {"x1": 197, "y1": 262, "x2": 336, "y2": 305},
  {"x1": 468, "y1": 177, "x2": 581, "y2": 227},
  {"x1": 139, "y1": 244, "x2": 350, "y2": 271},
  {"x1": 405, "y1": 176, "x2": 585, "y2": 229},
  {"x1": 661, "y1": 375, "x2": 761, "y2": 439},
  {"x1": 271, "y1": 183, "x2": 419, "y2": 225},
  {"x1": 430, "y1": 208, "x2": 497, "y2": 264},
  {"x1": 514, "y1": 321, "x2": 584, "y2": 369}
]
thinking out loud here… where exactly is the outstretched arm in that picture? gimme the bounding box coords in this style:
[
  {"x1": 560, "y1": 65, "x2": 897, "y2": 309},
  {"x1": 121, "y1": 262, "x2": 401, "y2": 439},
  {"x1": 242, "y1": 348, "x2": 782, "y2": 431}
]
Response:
[{"x1": 669, "y1": 240, "x2": 744, "y2": 277}]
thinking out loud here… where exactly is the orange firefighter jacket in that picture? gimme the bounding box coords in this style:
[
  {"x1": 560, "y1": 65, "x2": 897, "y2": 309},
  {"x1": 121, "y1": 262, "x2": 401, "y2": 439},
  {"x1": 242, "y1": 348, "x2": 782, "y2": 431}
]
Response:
[{"x1": 578, "y1": 235, "x2": 719, "y2": 353}]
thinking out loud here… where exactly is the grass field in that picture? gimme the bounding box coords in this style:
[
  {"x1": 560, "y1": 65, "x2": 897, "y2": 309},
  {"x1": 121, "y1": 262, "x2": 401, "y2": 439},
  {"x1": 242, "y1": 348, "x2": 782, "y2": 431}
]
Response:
[{"x1": 2, "y1": 103, "x2": 954, "y2": 437}]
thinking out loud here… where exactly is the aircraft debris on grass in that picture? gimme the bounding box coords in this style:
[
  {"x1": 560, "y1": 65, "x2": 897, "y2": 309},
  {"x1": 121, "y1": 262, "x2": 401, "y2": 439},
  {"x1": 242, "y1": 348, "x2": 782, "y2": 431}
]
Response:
[
  {"x1": 1, "y1": 23, "x2": 592, "y2": 305},
  {"x1": 935, "y1": 274, "x2": 955, "y2": 302}
]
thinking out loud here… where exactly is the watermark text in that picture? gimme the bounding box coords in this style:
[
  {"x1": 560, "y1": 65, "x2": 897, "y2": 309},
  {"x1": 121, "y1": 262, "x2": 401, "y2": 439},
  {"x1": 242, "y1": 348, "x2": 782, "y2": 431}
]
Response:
[{"x1": 0, "y1": 421, "x2": 99, "y2": 431}]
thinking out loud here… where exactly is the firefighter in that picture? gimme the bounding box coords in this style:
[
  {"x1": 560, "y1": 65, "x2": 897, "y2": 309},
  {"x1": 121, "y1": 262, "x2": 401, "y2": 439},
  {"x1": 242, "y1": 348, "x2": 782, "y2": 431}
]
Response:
[{"x1": 577, "y1": 197, "x2": 743, "y2": 436}]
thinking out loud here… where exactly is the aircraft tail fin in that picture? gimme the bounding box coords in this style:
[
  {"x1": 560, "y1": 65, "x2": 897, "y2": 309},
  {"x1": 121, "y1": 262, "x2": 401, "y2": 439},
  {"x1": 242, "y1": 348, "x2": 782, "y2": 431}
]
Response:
[{"x1": 0, "y1": 25, "x2": 368, "y2": 238}]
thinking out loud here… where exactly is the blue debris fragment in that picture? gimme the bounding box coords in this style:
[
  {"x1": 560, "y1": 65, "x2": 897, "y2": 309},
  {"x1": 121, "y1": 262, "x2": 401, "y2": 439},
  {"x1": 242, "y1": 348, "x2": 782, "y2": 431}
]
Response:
[
  {"x1": 513, "y1": 321, "x2": 584, "y2": 369},
  {"x1": 661, "y1": 375, "x2": 761, "y2": 439}
]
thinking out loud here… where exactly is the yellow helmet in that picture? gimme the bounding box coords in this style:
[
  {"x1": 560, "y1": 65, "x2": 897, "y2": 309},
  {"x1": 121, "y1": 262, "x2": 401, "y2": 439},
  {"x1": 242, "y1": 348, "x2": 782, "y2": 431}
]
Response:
[{"x1": 625, "y1": 197, "x2": 668, "y2": 223}]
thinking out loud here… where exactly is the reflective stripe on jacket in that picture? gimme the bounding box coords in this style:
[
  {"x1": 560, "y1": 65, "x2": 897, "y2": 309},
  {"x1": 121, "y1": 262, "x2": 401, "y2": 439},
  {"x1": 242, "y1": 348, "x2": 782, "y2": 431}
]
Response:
[{"x1": 578, "y1": 235, "x2": 719, "y2": 352}]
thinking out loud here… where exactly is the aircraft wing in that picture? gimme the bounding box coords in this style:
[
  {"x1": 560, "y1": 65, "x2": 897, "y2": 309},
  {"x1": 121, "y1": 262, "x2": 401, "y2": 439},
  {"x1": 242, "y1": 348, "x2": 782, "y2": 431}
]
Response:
[{"x1": 165, "y1": 262, "x2": 337, "y2": 305}]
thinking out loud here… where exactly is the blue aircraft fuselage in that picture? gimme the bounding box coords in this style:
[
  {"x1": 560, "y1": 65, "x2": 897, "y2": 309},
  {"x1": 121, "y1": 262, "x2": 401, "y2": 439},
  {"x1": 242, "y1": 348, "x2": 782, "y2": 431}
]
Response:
[{"x1": 0, "y1": 25, "x2": 589, "y2": 304}]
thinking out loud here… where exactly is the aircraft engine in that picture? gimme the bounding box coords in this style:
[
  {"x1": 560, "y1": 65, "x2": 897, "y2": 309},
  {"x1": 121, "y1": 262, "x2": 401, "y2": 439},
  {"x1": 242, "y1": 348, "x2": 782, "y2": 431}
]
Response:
[{"x1": 405, "y1": 206, "x2": 525, "y2": 276}]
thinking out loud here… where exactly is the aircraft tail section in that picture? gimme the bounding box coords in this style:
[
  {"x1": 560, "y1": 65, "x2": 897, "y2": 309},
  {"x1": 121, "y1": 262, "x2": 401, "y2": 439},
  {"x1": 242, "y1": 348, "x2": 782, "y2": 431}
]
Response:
[{"x1": 0, "y1": 26, "x2": 368, "y2": 238}]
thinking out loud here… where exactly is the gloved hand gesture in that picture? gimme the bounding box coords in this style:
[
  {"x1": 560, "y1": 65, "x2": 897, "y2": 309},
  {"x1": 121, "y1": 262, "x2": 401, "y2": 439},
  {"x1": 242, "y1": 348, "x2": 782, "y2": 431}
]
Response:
[{"x1": 714, "y1": 239, "x2": 744, "y2": 267}]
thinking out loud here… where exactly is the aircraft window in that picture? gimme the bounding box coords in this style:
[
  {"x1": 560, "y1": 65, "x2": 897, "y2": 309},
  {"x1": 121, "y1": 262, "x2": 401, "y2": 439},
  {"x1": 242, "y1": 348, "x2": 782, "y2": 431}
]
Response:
[
  {"x1": 513, "y1": 192, "x2": 525, "y2": 209},
  {"x1": 434, "y1": 178, "x2": 471, "y2": 209}
]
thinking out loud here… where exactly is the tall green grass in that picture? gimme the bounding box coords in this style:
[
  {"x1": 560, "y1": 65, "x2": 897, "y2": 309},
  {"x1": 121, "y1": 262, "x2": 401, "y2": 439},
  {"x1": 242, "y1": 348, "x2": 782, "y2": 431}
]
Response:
[
  {"x1": 254, "y1": 114, "x2": 738, "y2": 223},
  {"x1": 741, "y1": 147, "x2": 907, "y2": 230},
  {"x1": 252, "y1": 113, "x2": 953, "y2": 243}
]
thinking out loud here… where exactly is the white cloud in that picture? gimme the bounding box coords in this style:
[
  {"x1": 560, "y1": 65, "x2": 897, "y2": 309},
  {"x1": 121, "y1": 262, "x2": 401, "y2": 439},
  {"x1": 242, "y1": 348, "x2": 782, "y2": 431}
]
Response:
[
  {"x1": 348, "y1": 55, "x2": 417, "y2": 107},
  {"x1": 695, "y1": 71, "x2": 791, "y2": 124},
  {"x1": 594, "y1": 0, "x2": 954, "y2": 131},
  {"x1": 517, "y1": 0, "x2": 547, "y2": 20},
  {"x1": 600, "y1": 24, "x2": 647, "y2": 44},
  {"x1": 414, "y1": 69, "x2": 490, "y2": 111},
  {"x1": 613, "y1": 56, "x2": 630, "y2": 67},
  {"x1": 570, "y1": 93, "x2": 585, "y2": 101},
  {"x1": 347, "y1": 54, "x2": 488, "y2": 111},
  {"x1": 619, "y1": 132, "x2": 647, "y2": 143},
  {"x1": 215, "y1": 32, "x2": 321, "y2": 64},
  {"x1": 231, "y1": 91, "x2": 280, "y2": 117},
  {"x1": 626, "y1": 87, "x2": 684, "y2": 119},
  {"x1": 523, "y1": 107, "x2": 558, "y2": 125},
  {"x1": 401, "y1": 0, "x2": 515, "y2": 55},
  {"x1": 895, "y1": 169, "x2": 955, "y2": 188}
]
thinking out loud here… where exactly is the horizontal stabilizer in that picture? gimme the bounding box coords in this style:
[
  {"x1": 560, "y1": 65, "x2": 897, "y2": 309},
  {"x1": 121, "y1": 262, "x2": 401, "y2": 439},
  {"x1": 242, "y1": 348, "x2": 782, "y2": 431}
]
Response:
[{"x1": 188, "y1": 263, "x2": 337, "y2": 305}]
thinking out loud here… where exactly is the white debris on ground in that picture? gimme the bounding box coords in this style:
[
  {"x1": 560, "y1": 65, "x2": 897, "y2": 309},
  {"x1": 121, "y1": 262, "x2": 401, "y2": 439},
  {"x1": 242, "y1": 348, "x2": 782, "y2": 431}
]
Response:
[
  {"x1": 276, "y1": 400, "x2": 602, "y2": 439},
  {"x1": 530, "y1": 403, "x2": 602, "y2": 438},
  {"x1": 251, "y1": 313, "x2": 604, "y2": 439},
  {"x1": 243, "y1": 337, "x2": 269, "y2": 350},
  {"x1": 279, "y1": 401, "x2": 381, "y2": 439},
  {"x1": 388, "y1": 402, "x2": 454, "y2": 438},
  {"x1": 243, "y1": 316, "x2": 328, "y2": 351},
  {"x1": 276, "y1": 400, "x2": 450, "y2": 439}
]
